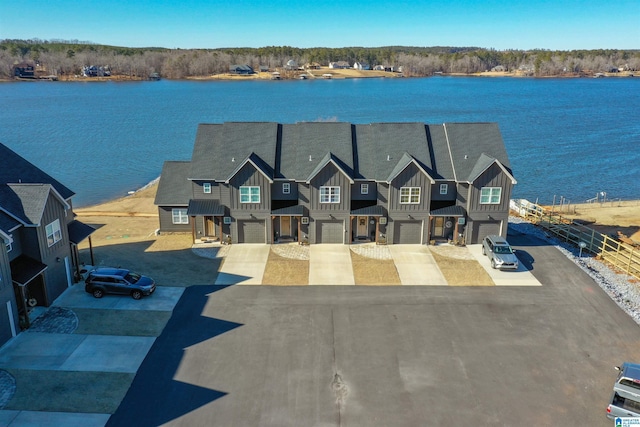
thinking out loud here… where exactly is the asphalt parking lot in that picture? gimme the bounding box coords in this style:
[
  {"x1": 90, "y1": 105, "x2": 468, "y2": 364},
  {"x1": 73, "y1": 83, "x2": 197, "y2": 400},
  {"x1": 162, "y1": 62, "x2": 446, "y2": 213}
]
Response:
[
  {"x1": 105, "y1": 231, "x2": 640, "y2": 427},
  {"x1": 1, "y1": 230, "x2": 638, "y2": 426}
]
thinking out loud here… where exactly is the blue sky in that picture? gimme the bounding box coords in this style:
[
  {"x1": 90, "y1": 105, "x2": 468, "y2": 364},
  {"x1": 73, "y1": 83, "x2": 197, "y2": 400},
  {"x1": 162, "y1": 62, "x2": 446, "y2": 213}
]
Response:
[{"x1": 1, "y1": 0, "x2": 638, "y2": 50}]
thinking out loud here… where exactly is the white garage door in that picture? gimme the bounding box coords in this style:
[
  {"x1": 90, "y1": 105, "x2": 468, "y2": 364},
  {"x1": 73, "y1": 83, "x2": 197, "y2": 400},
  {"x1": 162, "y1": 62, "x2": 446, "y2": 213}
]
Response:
[
  {"x1": 393, "y1": 220, "x2": 422, "y2": 244},
  {"x1": 238, "y1": 220, "x2": 265, "y2": 243},
  {"x1": 316, "y1": 220, "x2": 343, "y2": 244}
]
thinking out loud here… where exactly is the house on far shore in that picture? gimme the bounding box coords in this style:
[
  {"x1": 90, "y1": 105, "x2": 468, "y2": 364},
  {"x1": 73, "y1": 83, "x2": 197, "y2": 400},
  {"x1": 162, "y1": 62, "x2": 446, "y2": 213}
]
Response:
[
  {"x1": 374, "y1": 65, "x2": 396, "y2": 72},
  {"x1": 154, "y1": 122, "x2": 516, "y2": 247},
  {"x1": 353, "y1": 62, "x2": 370, "y2": 70},
  {"x1": 0, "y1": 143, "x2": 95, "y2": 346},
  {"x1": 229, "y1": 64, "x2": 254, "y2": 75},
  {"x1": 13, "y1": 62, "x2": 35, "y2": 79},
  {"x1": 304, "y1": 62, "x2": 321, "y2": 70},
  {"x1": 284, "y1": 60, "x2": 298, "y2": 71},
  {"x1": 329, "y1": 61, "x2": 350, "y2": 69}
]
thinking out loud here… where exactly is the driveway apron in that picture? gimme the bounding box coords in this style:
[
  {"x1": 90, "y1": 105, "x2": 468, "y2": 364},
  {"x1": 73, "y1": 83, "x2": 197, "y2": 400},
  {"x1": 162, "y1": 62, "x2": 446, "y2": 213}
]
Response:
[
  {"x1": 468, "y1": 244, "x2": 542, "y2": 286},
  {"x1": 214, "y1": 244, "x2": 270, "y2": 285},
  {"x1": 309, "y1": 245, "x2": 355, "y2": 285},
  {"x1": 388, "y1": 245, "x2": 447, "y2": 286}
]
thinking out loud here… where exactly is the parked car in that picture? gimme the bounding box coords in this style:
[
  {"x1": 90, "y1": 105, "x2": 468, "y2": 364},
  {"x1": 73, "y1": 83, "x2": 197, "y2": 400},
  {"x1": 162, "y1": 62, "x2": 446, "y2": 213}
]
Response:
[
  {"x1": 481, "y1": 235, "x2": 519, "y2": 270},
  {"x1": 607, "y1": 362, "x2": 640, "y2": 419},
  {"x1": 78, "y1": 264, "x2": 95, "y2": 281},
  {"x1": 85, "y1": 268, "x2": 156, "y2": 300}
]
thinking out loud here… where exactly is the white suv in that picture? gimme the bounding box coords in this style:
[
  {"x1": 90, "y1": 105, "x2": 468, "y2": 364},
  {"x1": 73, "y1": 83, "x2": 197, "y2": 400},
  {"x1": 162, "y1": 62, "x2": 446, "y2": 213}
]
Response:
[{"x1": 482, "y1": 235, "x2": 519, "y2": 270}]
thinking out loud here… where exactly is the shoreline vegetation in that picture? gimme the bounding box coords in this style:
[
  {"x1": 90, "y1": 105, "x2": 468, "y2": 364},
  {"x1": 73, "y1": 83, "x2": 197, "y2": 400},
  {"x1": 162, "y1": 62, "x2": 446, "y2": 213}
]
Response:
[{"x1": 2, "y1": 39, "x2": 638, "y2": 81}]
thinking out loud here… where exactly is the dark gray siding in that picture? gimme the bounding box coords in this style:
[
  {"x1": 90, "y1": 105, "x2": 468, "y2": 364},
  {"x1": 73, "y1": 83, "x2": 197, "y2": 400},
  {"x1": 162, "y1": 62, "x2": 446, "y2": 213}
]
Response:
[
  {"x1": 158, "y1": 206, "x2": 192, "y2": 232},
  {"x1": 388, "y1": 164, "x2": 432, "y2": 213},
  {"x1": 456, "y1": 183, "x2": 469, "y2": 207},
  {"x1": 192, "y1": 181, "x2": 220, "y2": 199},
  {"x1": 229, "y1": 163, "x2": 271, "y2": 211},
  {"x1": 309, "y1": 164, "x2": 351, "y2": 212},
  {"x1": 7, "y1": 232, "x2": 22, "y2": 262},
  {"x1": 272, "y1": 181, "x2": 298, "y2": 200},
  {"x1": 0, "y1": 247, "x2": 17, "y2": 344},
  {"x1": 350, "y1": 181, "x2": 376, "y2": 201},
  {"x1": 430, "y1": 181, "x2": 456, "y2": 202},
  {"x1": 467, "y1": 164, "x2": 513, "y2": 215}
]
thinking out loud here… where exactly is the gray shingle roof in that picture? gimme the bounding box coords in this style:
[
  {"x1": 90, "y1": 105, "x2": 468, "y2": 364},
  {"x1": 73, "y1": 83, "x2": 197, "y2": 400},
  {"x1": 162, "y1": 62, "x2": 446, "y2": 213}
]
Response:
[
  {"x1": 306, "y1": 152, "x2": 354, "y2": 183},
  {"x1": 190, "y1": 123, "x2": 279, "y2": 181},
  {"x1": 170, "y1": 122, "x2": 512, "y2": 191},
  {"x1": 0, "y1": 211, "x2": 20, "y2": 235},
  {"x1": 385, "y1": 152, "x2": 434, "y2": 184},
  {"x1": 354, "y1": 123, "x2": 433, "y2": 181},
  {"x1": 0, "y1": 142, "x2": 74, "y2": 200},
  {"x1": 1, "y1": 184, "x2": 62, "y2": 225},
  {"x1": 154, "y1": 161, "x2": 192, "y2": 206},
  {"x1": 279, "y1": 122, "x2": 354, "y2": 180},
  {"x1": 443, "y1": 123, "x2": 512, "y2": 182}
]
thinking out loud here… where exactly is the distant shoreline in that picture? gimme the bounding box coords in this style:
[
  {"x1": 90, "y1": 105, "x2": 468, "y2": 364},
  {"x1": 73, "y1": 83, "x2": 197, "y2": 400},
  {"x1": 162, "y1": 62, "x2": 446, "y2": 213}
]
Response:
[{"x1": 1, "y1": 69, "x2": 635, "y2": 83}]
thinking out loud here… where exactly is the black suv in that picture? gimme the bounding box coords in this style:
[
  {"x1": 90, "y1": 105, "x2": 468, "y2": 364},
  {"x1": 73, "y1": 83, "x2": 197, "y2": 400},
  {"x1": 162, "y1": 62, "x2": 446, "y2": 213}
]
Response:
[{"x1": 85, "y1": 268, "x2": 156, "y2": 300}]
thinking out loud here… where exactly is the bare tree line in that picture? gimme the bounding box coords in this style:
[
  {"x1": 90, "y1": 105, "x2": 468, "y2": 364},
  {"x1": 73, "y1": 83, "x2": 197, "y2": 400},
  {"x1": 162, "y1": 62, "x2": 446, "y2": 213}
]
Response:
[{"x1": 1, "y1": 39, "x2": 638, "y2": 79}]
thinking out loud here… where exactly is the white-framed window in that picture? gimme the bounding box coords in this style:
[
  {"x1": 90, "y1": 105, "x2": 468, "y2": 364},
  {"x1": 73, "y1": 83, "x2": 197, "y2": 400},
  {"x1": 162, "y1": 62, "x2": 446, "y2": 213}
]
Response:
[
  {"x1": 480, "y1": 187, "x2": 502, "y2": 204},
  {"x1": 320, "y1": 186, "x2": 340, "y2": 203},
  {"x1": 45, "y1": 219, "x2": 62, "y2": 246},
  {"x1": 203, "y1": 182, "x2": 212, "y2": 194},
  {"x1": 223, "y1": 216, "x2": 232, "y2": 224},
  {"x1": 5, "y1": 241, "x2": 12, "y2": 252},
  {"x1": 240, "y1": 186, "x2": 260, "y2": 203},
  {"x1": 301, "y1": 217, "x2": 309, "y2": 224},
  {"x1": 361, "y1": 183, "x2": 369, "y2": 195},
  {"x1": 172, "y1": 208, "x2": 189, "y2": 224},
  {"x1": 440, "y1": 183, "x2": 448, "y2": 195},
  {"x1": 400, "y1": 187, "x2": 420, "y2": 204},
  {"x1": 282, "y1": 183, "x2": 290, "y2": 194}
]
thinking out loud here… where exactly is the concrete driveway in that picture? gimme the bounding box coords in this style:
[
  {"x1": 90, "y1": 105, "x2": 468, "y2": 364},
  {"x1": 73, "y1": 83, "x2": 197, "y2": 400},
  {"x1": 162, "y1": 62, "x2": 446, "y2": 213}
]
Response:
[
  {"x1": 108, "y1": 232, "x2": 638, "y2": 426},
  {"x1": 309, "y1": 245, "x2": 354, "y2": 285},
  {"x1": 468, "y1": 244, "x2": 542, "y2": 286},
  {"x1": 389, "y1": 245, "x2": 447, "y2": 285},
  {"x1": 214, "y1": 244, "x2": 270, "y2": 285}
]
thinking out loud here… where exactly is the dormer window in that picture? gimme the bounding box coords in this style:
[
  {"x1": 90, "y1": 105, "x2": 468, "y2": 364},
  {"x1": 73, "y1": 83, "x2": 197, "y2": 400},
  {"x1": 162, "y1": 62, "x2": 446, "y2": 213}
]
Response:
[
  {"x1": 203, "y1": 182, "x2": 212, "y2": 194},
  {"x1": 440, "y1": 184, "x2": 448, "y2": 195},
  {"x1": 361, "y1": 184, "x2": 369, "y2": 195},
  {"x1": 240, "y1": 186, "x2": 260, "y2": 203},
  {"x1": 282, "y1": 183, "x2": 290, "y2": 194}
]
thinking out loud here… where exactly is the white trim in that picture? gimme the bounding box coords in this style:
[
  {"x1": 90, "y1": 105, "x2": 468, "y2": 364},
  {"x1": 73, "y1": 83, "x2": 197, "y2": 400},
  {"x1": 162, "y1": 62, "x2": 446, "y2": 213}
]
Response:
[
  {"x1": 480, "y1": 187, "x2": 502, "y2": 204},
  {"x1": 203, "y1": 182, "x2": 212, "y2": 194},
  {"x1": 319, "y1": 186, "x2": 340, "y2": 203},
  {"x1": 282, "y1": 182, "x2": 291, "y2": 194},
  {"x1": 360, "y1": 183, "x2": 369, "y2": 195},
  {"x1": 172, "y1": 208, "x2": 189, "y2": 224},
  {"x1": 439, "y1": 183, "x2": 448, "y2": 195},
  {"x1": 64, "y1": 256, "x2": 72, "y2": 288},
  {"x1": 45, "y1": 219, "x2": 62, "y2": 247},
  {"x1": 399, "y1": 187, "x2": 421, "y2": 204},
  {"x1": 240, "y1": 186, "x2": 261, "y2": 203}
]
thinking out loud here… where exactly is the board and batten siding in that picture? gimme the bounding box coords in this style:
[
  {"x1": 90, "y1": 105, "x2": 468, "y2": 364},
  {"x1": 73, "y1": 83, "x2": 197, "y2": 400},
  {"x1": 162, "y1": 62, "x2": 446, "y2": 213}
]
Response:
[
  {"x1": 351, "y1": 181, "x2": 377, "y2": 201},
  {"x1": 388, "y1": 164, "x2": 432, "y2": 213},
  {"x1": 228, "y1": 163, "x2": 272, "y2": 211},
  {"x1": 272, "y1": 181, "x2": 298, "y2": 201},
  {"x1": 309, "y1": 163, "x2": 351, "y2": 212},
  {"x1": 467, "y1": 164, "x2": 513, "y2": 215},
  {"x1": 192, "y1": 181, "x2": 221, "y2": 199}
]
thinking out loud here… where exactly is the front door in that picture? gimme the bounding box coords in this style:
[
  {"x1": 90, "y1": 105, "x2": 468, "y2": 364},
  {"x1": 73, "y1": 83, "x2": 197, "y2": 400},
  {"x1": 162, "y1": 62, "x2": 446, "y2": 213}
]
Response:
[
  {"x1": 357, "y1": 216, "x2": 368, "y2": 237},
  {"x1": 433, "y1": 217, "x2": 444, "y2": 237},
  {"x1": 281, "y1": 216, "x2": 291, "y2": 237},
  {"x1": 205, "y1": 216, "x2": 216, "y2": 237}
]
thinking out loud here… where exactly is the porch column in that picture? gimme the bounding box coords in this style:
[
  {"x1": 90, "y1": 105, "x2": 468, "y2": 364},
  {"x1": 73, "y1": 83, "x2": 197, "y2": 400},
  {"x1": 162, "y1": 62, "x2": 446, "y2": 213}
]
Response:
[
  {"x1": 297, "y1": 218, "x2": 301, "y2": 243},
  {"x1": 454, "y1": 220, "x2": 460, "y2": 244},
  {"x1": 219, "y1": 217, "x2": 223, "y2": 241},
  {"x1": 349, "y1": 216, "x2": 354, "y2": 245},
  {"x1": 191, "y1": 217, "x2": 196, "y2": 244},
  {"x1": 375, "y1": 217, "x2": 380, "y2": 244}
]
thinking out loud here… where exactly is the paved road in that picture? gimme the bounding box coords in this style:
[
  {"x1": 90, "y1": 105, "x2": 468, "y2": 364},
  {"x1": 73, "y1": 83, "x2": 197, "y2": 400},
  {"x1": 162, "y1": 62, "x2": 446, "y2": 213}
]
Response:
[{"x1": 109, "y1": 232, "x2": 639, "y2": 427}]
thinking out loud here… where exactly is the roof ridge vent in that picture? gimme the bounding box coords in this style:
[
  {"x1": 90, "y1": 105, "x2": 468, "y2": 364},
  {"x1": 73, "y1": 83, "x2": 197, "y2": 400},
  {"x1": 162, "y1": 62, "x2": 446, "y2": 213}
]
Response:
[
  {"x1": 386, "y1": 155, "x2": 390, "y2": 161},
  {"x1": 309, "y1": 155, "x2": 312, "y2": 161},
  {"x1": 464, "y1": 155, "x2": 468, "y2": 159},
  {"x1": 232, "y1": 157, "x2": 235, "y2": 162}
]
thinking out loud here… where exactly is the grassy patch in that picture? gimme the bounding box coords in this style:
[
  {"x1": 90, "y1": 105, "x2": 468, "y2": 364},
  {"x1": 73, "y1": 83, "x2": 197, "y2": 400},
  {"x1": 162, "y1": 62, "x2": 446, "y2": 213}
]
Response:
[
  {"x1": 430, "y1": 251, "x2": 494, "y2": 286},
  {"x1": 351, "y1": 252, "x2": 401, "y2": 285},
  {"x1": 5, "y1": 369, "x2": 134, "y2": 413},
  {"x1": 262, "y1": 250, "x2": 309, "y2": 285},
  {"x1": 73, "y1": 308, "x2": 172, "y2": 336}
]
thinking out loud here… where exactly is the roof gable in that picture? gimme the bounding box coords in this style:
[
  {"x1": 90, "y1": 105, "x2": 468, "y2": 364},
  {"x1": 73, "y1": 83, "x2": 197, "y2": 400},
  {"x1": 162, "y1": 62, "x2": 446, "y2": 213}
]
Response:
[
  {"x1": 386, "y1": 152, "x2": 435, "y2": 184},
  {"x1": 225, "y1": 152, "x2": 274, "y2": 184},
  {"x1": 0, "y1": 184, "x2": 69, "y2": 226},
  {"x1": 467, "y1": 154, "x2": 517, "y2": 184},
  {"x1": 306, "y1": 152, "x2": 354, "y2": 184},
  {"x1": 0, "y1": 143, "x2": 75, "y2": 200}
]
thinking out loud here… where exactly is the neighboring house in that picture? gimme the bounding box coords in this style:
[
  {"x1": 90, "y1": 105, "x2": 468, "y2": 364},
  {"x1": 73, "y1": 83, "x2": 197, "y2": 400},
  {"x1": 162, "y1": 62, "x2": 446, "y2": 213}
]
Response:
[
  {"x1": 0, "y1": 143, "x2": 95, "y2": 345},
  {"x1": 353, "y1": 62, "x2": 370, "y2": 70},
  {"x1": 229, "y1": 64, "x2": 254, "y2": 75},
  {"x1": 329, "y1": 61, "x2": 350, "y2": 69},
  {"x1": 155, "y1": 122, "x2": 516, "y2": 246},
  {"x1": 13, "y1": 62, "x2": 35, "y2": 79},
  {"x1": 304, "y1": 62, "x2": 321, "y2": 70},
  {"x1": 284, "y1": 60, "x2": 298, "y2": 70}
]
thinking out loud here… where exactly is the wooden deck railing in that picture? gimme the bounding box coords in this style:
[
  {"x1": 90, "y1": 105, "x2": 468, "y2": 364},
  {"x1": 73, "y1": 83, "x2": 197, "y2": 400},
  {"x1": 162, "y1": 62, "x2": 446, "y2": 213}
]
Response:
[{"x1": 510, "y1": 199, "x2": 640, "y2": 281}]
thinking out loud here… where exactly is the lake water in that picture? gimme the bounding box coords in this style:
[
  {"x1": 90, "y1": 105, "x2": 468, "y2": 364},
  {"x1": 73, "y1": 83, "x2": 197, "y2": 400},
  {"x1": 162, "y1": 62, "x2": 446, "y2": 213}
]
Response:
[{"x1": 0, "y1": 77, "x2": 638, "y2": 207}]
